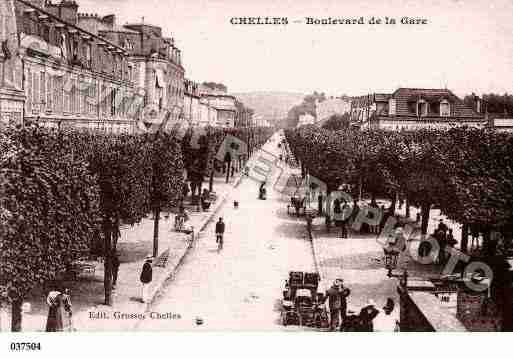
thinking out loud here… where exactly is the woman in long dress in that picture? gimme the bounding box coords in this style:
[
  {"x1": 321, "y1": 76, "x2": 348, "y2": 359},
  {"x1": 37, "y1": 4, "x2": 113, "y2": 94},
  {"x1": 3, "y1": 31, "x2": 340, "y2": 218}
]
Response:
[{"x1": 45, "y1": 289, "x2": 73, "y2": 332}]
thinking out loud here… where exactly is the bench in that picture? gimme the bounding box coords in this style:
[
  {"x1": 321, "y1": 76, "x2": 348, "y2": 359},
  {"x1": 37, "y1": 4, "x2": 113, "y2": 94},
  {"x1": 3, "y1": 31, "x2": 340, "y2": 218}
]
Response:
[{"x1": 66, "y1": 261, "x2": 96, "y2": 280}]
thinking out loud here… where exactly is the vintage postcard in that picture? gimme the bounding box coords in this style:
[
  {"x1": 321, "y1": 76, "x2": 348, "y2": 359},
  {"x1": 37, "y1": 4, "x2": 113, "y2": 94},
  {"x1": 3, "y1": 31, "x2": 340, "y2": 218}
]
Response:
[{"x1": 1, "y1": 0, "x2": 513, "y2": 347}]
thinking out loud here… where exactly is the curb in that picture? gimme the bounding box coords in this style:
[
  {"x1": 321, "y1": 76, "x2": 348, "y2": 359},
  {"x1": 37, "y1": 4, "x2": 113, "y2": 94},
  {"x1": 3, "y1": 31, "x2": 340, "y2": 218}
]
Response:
[
  {"x1": 308, "y1": 224, "x2": 323, "y2": 284},
  {"x1": 135, "y1": 190, "x2": 231, "y2": 328}
]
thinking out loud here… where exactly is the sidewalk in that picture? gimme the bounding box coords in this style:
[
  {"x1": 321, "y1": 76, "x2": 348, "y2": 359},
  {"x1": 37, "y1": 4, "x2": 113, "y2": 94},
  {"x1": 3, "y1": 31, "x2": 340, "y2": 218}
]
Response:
[
  {"x1": 6, "y1": 175, "x2": 241, "y2": 332},
  {"x1": 308, "y1": 204, "x2": 456, "y2": 321}
]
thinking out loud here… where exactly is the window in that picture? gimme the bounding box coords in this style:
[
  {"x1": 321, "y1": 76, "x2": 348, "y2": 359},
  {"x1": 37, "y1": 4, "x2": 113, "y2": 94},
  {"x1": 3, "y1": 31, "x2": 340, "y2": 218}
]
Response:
[
  {"x1": 64, "y1": 75, "x2": 71, "y2": 114},
  {"x1": 417, "y1": 100, "x2": 428, "y2": 117},
  {"x1": 407, "y1": 101, "x2": 416, "y2": 114},
  {"x1": 40, "y1": 71, "x2": 46, "y2": 112},
  {"x1": 26, "y1": 69, "x2": 32, "y2": 114},
  {"x1": 101, "y1": 84, "x2": 108, "y2": 116},
  {"x1": 41, "y1": 24, "x2": 50, "y2": 42},
  {"x1": 86, "y1": 80, "x2": 97, "y2": 116},
  {"x1": 429, "y1": 102, "x2": 440, "y2": 115},
  {"x1": 53, "y1": 75, "x2": 63, "y2": 113},
  {"x1": 46, "y1": 73, "x2": 52, "y2": 112},
  {"x1": 111, "y1": 87, "x2": 117, "y2": 116},
  {"x1": 440, "y1": 100, "x2": 450, "y2": 117},
  {"x1": 85, "y1": 43, "x2": 92, "y2": 68},
  {"x1": 33, "y1": 72, "x2": 39, "y2": 114},
  {"x1": 71, "y1": 77, "x2": 78, "y2": 114}
]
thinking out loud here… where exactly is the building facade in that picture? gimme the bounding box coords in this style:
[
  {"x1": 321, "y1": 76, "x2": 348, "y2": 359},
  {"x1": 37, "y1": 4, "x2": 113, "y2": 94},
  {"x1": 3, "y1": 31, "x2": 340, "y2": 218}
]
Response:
[
  {"x1": 298, "y1": 113, "x2": 315, "y2": 127},
  {"x1": 315, "y1": 97, "x2": 351, "y2": 126},
  {"x1": 184, "y1": 78, "x2": 201, "y2": 126},
  {"x1": 5, "y1": 0, "x2": 139, "y2": 132},
  {"x1": 0, "y1": 0, "x2": 25, "y2": 128},
  {"x1": 488, "y1": 118, "x2": 513, "y2": 133},
  {"x1": 78, "y1": 11, "x2": 185, "y2": 128},
  {"x1": 350, "y1": 88, "x2": 486, "y2": 131},
  {"x1": 200, "y1": 94, "x2": 236, "y2": 128},
  {"x1": 0, "y1": 0, "x2": 187, "y2": 132}
]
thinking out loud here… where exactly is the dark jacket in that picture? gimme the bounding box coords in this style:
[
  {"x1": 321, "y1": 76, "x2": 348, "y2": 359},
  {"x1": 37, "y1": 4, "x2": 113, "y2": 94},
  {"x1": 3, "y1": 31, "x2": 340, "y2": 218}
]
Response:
[
  {"x1": 438, "y1": 222, "x2": 449, "y2": 233},
  {"x1": 325, "y1": 286, "x2": 350, "y2": 310},
  {"x1": 140, "y1": 262, "x2": 152, "y2": 284},
  {"x1": 359, "y1": 305, "x2": 380, "y2": 332},
  {"x1": 216, "y1": 221, "x2": 225, "y2": 234}
]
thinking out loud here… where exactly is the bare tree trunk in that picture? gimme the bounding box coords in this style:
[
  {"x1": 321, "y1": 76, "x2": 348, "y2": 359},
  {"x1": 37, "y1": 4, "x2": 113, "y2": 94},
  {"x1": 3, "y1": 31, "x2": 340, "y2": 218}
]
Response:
[
  {"x1": 226, "y1": 161, "x2": 231, "y2": 183},
  {"x1": 113, "y1": 219, "x2": 120, "y2": 252},
  {"x1": 420, "y1": 203, "x2": 431, "y2": 235},
  {"x1": 405, "y1": 197, "x2": 411, "y2": 218},
  {"x1": 209, "y1": 169, "x2": 215, "y2": 192},
  {"x1": 153, "y1": 207, "x2": 160, "y2": 258},
  {"x1": 390, "y1": 193, "x2": 398, "y2": 215},
  {"x1": 198, "y1": 181, "x2": 203, "y2": 211},
  {"x1": 358, "y1": 176, "x2": 363, "y2": 202},
  {"x1": 11, "y1": 300, "x2": 22, "y2": 332},
  {"x1": 325, "y1": 189, "x2": 332, "y2": 230},
  {"x1": 103, "y1": 220, "x2": 113, "y2": 306},
  {"x1": 461, "y1": 223, "x2": 469, "y2": 253}
]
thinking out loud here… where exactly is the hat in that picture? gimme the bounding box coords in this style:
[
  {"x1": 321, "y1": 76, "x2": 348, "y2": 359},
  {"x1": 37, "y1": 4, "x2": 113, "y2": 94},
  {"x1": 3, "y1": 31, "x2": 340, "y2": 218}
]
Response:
[
  {"x1": 145, "y1": 255, "x2": 153, "y2": 261},
  {"x1": 367, "y1": 299, "x2": 377, "y2": 307},
  {"x1": 383, "y1": 298, "x2": 395, "y2": 312}
]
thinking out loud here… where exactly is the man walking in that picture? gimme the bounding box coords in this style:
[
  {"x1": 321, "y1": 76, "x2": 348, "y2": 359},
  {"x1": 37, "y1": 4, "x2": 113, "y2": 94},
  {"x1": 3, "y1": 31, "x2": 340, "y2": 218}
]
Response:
[
  {"x1": 324, "y1": 279, "x2": 350, "y2": 331},
  {"x1": 140, "y1": 256, "x2": 153, "y2": 303},
  {"x1": 215, "y1": 218, "x2": 226, "y2": 250}
]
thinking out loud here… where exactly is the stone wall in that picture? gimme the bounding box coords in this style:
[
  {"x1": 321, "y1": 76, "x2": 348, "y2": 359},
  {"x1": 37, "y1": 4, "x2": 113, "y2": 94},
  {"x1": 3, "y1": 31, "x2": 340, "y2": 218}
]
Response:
[
  {"x1": 457, "y1": 289, "x2": 502, "y2": 331},
  {"x1": 398, "y1": 285, "x2": 468, "y2": 332}
]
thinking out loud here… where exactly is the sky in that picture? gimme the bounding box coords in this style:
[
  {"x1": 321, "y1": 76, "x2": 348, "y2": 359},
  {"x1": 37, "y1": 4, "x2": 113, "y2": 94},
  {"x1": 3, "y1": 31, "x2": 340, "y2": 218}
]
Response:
[{"x1": 77, "y1": 0, "x2": 513, "y2": 97}]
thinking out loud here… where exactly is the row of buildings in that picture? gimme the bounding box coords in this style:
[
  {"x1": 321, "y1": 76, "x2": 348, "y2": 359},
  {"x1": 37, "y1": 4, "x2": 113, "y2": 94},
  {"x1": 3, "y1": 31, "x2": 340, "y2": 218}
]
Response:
[
  {"x1": 0, "y1": 0, "x2": 255, "y2": 132},
  {"x1": 297, "y1": 88, "x2": 512, "y2": 132},
  {"x1": 349, "y1": 88, "x2": 486, "y2": 131},
  {"x1": 297, "y1": 96, "x2": 352, "y2": 127}
]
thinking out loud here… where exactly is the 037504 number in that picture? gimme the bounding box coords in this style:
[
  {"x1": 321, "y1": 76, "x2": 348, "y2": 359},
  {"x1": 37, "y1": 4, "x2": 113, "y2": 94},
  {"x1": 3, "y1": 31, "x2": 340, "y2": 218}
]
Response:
[{"x1": 10, "y1": 342, "x2": 41, "y2": 351}]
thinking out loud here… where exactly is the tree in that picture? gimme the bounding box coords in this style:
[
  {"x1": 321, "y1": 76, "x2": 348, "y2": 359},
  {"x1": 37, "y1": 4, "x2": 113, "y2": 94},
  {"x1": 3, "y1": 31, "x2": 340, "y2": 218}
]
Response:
[
  {"x1": 84, "y1": 133, "x2": 153, "y2": 306},
  {"x1": 149, "y1": 132, "x2": 185, "y2": 257},
  {"x1": 321, "y1": 114, "x2": 351, "y2": 132},
  {"x1": 201, "y1": 82, "x2": 228, "y2": 93},
  {"x1": 0, "y1": 126, "x2": 100, "y2": 331}
]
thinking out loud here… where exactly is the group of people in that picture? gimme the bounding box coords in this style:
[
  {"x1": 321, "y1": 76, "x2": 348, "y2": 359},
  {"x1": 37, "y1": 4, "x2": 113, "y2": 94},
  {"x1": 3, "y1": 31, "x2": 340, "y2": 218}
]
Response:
[
  {"x1": 324, "y1": 279, "x2": 398, "y2": 332},
  {"x1": 432, "y1": 219, "x2": 458, "y2": 264},
  {"x1": 45, "y1": 288, "x2": 74, "y2": 332}
]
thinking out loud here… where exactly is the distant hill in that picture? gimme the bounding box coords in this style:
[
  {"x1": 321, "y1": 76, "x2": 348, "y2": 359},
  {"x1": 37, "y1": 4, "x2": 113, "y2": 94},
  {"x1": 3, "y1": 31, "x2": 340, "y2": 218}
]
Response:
[{"x1": 231, "y1": 91, "x2": 305, "y2": 122}]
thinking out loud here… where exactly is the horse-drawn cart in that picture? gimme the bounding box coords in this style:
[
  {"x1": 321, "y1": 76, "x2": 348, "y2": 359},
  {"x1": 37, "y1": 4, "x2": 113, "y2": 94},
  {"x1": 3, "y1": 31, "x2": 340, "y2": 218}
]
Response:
[{"x1": 287, "y1": 197, "x2": 307, "y2": 216}]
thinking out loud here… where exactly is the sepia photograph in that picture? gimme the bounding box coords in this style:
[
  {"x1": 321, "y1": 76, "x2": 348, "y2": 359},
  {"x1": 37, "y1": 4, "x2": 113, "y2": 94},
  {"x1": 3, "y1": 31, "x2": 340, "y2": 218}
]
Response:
[{"x1": 1, "y1": 0, "x2": 513, "y2": 354}]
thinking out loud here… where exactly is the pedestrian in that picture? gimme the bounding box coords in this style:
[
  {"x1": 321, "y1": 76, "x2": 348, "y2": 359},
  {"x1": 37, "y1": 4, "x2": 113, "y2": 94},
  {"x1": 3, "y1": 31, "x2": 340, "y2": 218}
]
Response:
[
  {"x1": 437, "y1": 219, "x2": 449, "y2": 236},
  {"x1": 45, "y1": 288, "x2": 73, "y2": 332},
  {"x1": 333, "y1": 198, "x2": 343, "y2": 237},
  {"x1": 341, "y1": 201, "x2": 351, "y2": 238},
  {"x1": 61, "y1": 288, "x2": 74, "y2": 331},
  {"x1": 373, "y1": 298, "x2": 399, "y2": 332},
  {"x1": 359, "y1": 299, "x2": 380, "y2": 332},
  {"x1": 215, "y1": 217, "x2": 226, "y2": 250},
  {"x1": 447, "y1": 229, "x2": 458, "y2": 249},
  {"x1": 112, "y1": 253, "x2": 120, "y2": 288},
  {"x1": 324, "y1": 279, "x2": 350, "y2": 331},
  {"x1": 470, "y1": 225, "x2": 480, "y2": 250},
  {"x1": 140, "y1": 256, "x2": 153, "y2": 303}
]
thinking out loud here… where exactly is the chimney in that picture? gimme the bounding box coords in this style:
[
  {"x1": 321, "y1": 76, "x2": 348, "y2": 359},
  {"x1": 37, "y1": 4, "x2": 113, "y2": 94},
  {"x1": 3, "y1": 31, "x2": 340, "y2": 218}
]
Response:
[
  {"x1": 58, "y1": 0, "x2": 79, "y2": 25},
  {"x1": 102, "y1": 14, "x2": 116, "y2": 29}
]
